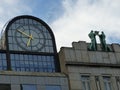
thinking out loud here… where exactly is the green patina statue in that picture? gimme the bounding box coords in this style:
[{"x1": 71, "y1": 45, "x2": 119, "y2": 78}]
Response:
[
  {"x1": 99, "y1": 31, "x2": 107, "y2": 51},
  {"x1": 99, "y1": 31, "x2": 110, "y2": 51},
  {"x1": 88, "y1": 30, "x2": 97, "y2": 51},
  {"x1": 88, "y1": 30, "x2": 110, "y2": 51}
]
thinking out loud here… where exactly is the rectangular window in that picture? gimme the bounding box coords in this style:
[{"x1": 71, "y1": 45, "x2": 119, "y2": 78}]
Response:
[
  {"x1": 81, "y1": 75, "x2": 91, "y2": 90},
  {"x1": 0, "y1": 84, "x2": 11, "y2": 90},
  {"x1": 21, "y1": 84, "x2": 37, "y2": 90},
  {"x1": 10, "y1": 54, "x2": 55, "y2": 72},
  {"x1": 46, "y1": 85, "x2": 61, "y2": 90},
  {"x1": 103, "y1": 76, "x2": 112, "y2": 90}
]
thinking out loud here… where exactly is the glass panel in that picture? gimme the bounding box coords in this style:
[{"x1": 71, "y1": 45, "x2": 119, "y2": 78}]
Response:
[
  {"x1": 24, "y1": 19, "x2": 29, "y2": 24},
  {"x1": 81, "y1": 75, "x2": 91, "y2": 90},
  {"x1": 8, "y1": 37, "x2": 13, "y2": 43},
  {"x1": 8, "y1": 30, "x2": 12, "y2": 36},
  {"x1": 0, "y1": 53, "x2": 7, "y2": 71},
  {"x1": 28, "y1": 19, "x2": 33, "y2": 24},
  {"x1": 103, "y1": 76, "x2": 112, "y2": 90},
  {"x1": 11, "y1": 24, "x2": 16, "y2": 29},
  {"x1": 2, "y1": 53, "x2": 6, "y2": 59},
  {"x1": 0, "y1": 84, "x2": 11, "y2": 90},
  {"x1": 32, "y1": 20, "x2": 38, "y2": 24},
  {"x1": 21, "y1": 84, "x2": 37, "y2": 90},
  {"x1": 49, "y1": 47, "x2": 54, "y2": 53},
  {"x1": 10, "y1": 54, "x2": 56, "y2": 72},
  {"x1": 46, "y1": 85, "x2": 61, "y2": 90},
  {"x1": 19, "y1": 19, "x2": 24, "y2": 24}
]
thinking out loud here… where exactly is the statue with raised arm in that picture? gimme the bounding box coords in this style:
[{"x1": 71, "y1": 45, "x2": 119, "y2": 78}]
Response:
[
  {"x1": 88, "y1": 30, "x2": 97, "y2": 51},
  {"x1": 99, "y1": 31, "x2": 109, "y2": 51}
]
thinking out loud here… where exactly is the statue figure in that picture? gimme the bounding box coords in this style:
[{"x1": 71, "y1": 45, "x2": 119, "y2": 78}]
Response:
[
  {"x1": 88, "y1": 30, "x2": 97, "y2": 51},
  {"x1": 99, "y1": 31, "x2": 109, "y2": 51},
  {"x1": 88, "y1": 30, "x2": 110, "y2": 51}
]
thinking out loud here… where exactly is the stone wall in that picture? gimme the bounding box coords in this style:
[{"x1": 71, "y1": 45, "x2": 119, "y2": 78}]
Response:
[
  {"x1": 59, "y1": 41, "x2": 120, "y2": 65},
  {"x1": 0, "y1": 71, "x2": 69, "y2": 90},
  {"x1": 59, "y1": 41, "x2": 120, "y2": 90},
  {"x1": 67, "y1": 66, "x2": 120, "y2": 90}
]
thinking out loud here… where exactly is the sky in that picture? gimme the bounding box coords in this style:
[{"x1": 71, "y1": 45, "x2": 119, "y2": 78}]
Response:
[{"x1": 0, "y1": 0, "x2": 120, "y2": 51}]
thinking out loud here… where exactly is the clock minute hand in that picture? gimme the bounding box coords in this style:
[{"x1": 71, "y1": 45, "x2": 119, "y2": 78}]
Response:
[{"x1": 17, "y1": 29, "x2": 33, "y2": 39}]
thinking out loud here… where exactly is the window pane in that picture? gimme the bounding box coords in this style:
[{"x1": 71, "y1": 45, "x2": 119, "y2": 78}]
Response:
[
  {"x1": 0, "y1": 53, "x2": 7, "y2": 70},
  {"x1": 21, "y1": 84, "x2": 37, "y2": 90},
  {"x1": 103, "y1": 76, "x2": 112, "y2": 90},
  {"x1": 0, "y1": 84, "x2": 11, "y2": 90},
  {"x1": 10, "y1": 54, "x2": 56, "y2": 72},
  {"x1": 81, "y1": 75, "x2": 91, "y2": 90},
  {"x1": 46, "y1": 85, "x2": 61, "y2": 90}
]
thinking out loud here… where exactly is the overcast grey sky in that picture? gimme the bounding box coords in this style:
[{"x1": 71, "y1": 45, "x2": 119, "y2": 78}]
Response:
[{"x1": 0, "y1": 0, "x2": 120, "y2": 51}]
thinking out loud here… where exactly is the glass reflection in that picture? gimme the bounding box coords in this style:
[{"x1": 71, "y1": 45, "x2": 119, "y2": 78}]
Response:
[
  {"x1": 0, "y1": 53, "x2": 7, "y2": 70},
  {"x1": 46, "y1": 85, "x2": 61, "y2": 90},
  {"x1": 22, "y1": 84, "x2": 37, "y2": 90},
  {"x1": 10, "y1": 54, "x2": 55, "y2": 72}
]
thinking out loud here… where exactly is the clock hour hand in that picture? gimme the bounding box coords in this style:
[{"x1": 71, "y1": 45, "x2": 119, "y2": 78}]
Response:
[
  {"x1": 27, "y1": 34, "x2": 33, "y2": 47},
  {"x1": 17, "y1": 29, "x2": 33, "y2": 39}
]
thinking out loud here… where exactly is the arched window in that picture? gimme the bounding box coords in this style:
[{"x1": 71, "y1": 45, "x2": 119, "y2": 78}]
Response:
[{"x1": 0, "y1": 15, "x2": 60, "y2": 72}]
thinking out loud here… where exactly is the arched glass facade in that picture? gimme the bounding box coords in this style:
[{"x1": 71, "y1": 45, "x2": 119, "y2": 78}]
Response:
[{"x1": 0, "y1": 15, "x2": 60, "y2": 72}]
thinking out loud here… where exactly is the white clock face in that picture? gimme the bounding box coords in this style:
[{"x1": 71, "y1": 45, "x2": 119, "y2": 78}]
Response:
[{"x1": 14, "y1": 24, "x2": 46, "y2": 51}]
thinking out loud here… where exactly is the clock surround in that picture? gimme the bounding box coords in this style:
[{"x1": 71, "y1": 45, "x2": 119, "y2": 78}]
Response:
[{"x1": 5, "y1": 15, "x2": 56, "y2": 53}]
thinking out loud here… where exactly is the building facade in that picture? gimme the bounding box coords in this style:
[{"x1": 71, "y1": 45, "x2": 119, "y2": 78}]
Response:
[
  {"x1": 0, "y1": 15, "x2": 69, "y2": 90},
  {"x1": 0, "y1": 15, "x2": 120, "y2": 90},
  {"x1": 59, "y1": 41, "x2": 120, "y2": 90}
]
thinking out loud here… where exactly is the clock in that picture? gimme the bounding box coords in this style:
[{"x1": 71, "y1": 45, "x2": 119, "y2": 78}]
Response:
[{"x1": 14, "y1": 24, "x2": 46, "y2": 51}]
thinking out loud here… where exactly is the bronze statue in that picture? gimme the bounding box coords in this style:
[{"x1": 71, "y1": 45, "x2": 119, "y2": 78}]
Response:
[
  {"x1": 99, "y1": 31, "x2": 106, "y2": 51},
  {"x1": 88, "y1": 31, "x2": 110, "y2": 51},
  {"x1": 88, "y1": 30, "x2": 97, "y2": 51},
  {"x1": 99, "y1": 31, "x2": 110, "y2": 51}
]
